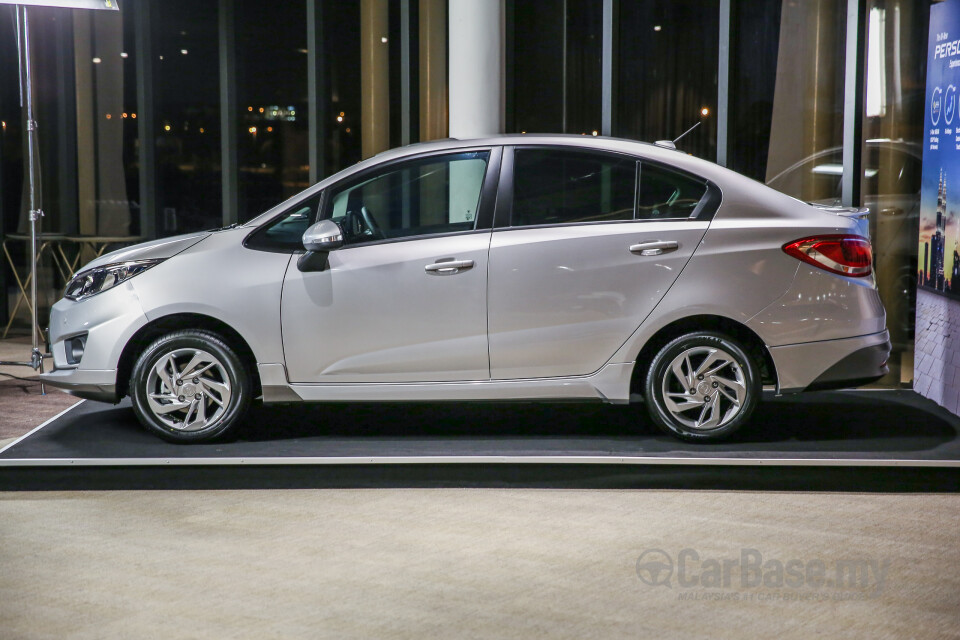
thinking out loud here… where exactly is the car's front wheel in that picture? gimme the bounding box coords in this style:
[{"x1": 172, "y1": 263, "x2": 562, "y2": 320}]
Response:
[
  {"x1": 643, "y1": 332, "x2": 760, "y2": 442},
  {"x1": 130, "y1": 330, "x2": 251, "y2": 443}
]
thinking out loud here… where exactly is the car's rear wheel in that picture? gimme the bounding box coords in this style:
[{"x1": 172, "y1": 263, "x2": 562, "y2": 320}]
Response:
[
  {"x1": 130, "y1": 330, "x2": 251, "y2": 443},
  {"x1": 643, "y1": 332, "x2": 760, "y2": 442}
]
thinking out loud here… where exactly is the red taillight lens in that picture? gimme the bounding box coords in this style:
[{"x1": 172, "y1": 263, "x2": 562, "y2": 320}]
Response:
[{"x1": 782, "y1": 235, "x2": 873, "y2": 277}]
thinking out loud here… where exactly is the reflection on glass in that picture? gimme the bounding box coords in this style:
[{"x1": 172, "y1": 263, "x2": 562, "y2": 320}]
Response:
[
  {"x1": 616, "y1": 1, "x2": 719, "y2": 160},
  {"x1": 728, "y1": 0, "x2": 782, "y2": 181},
  {"x1": 862, "y1": 0, "x2": 929, "y2": 386},
  {"x1": 324, "y1": 1, "x2": 362, "y2": 176},
  {"x1": 75, "y1": 4, "x2": 140, "y2": 237},
  {"x1": 154, "y1": 0, "x2": 221, "y2": 236},
  {"x1": 510, "y1": 0, "x2": 601, "y2": 134},
  {"x1": 0, "y1": 7, "x2": 20, "y2": 240},
  {"x1": 3, "y1": 6, "x2": 139, "y2": 238},
  {"x1": 0, "y1": 5, "x2": 140, "y2": 325},
  {"x1": 761, "y1": 0, "x2": 846, "y2": 201},
  {"x1": 236, "y1": 0, "x2": 308, "y2": 221}
]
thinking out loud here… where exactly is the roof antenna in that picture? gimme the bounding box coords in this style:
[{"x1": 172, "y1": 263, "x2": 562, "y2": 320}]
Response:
[{"x1": 655, "y1": 107, "x2": 711, "y2": 150}]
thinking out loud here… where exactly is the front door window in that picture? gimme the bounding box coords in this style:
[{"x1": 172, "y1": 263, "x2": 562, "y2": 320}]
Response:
[{"x1": 325, "y1": 151, "x2": 490, "y2": 244}]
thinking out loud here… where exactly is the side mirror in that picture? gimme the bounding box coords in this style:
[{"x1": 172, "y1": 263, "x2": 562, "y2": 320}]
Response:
[
  {"x1": 302, "y1": 219, "x2": 343, "y2": 252},
  {"x1": 298, "y1": 220, "x2": 343, "y2": 272}
]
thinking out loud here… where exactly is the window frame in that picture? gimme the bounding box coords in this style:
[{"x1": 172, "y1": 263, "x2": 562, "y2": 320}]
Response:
[
  {"x1": 318, "y1": 146, "x2": 503, "y2": 249},
  {"x1": 494, "y1": 144, "x2": 721, "y2": 229}
]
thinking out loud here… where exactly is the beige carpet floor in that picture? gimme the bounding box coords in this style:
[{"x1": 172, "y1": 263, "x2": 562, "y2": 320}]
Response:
[{"x1": 0, "y1": 489, "x2": 957, "y2": 639}]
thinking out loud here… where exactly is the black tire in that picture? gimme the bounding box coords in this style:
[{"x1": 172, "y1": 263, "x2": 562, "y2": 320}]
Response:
[
  {"x1": 130, "y1": 329, "x2": 251, "y2": 443},
  {"x1": 643, "y1": 332, "x2": 761, "y2": 442}
]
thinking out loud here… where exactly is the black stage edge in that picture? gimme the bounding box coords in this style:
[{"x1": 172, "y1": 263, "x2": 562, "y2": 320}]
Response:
[
  {"x1": 1, "y1": 389, "x2": 959, "y2": 491},
  {"x1": 0, "y1": 463, "x2": 957, "y2": 492}
]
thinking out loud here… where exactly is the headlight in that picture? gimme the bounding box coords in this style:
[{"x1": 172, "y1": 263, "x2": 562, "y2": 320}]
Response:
[{"x1": 64, "y1": 259, "x2": 164, "y2": 301}]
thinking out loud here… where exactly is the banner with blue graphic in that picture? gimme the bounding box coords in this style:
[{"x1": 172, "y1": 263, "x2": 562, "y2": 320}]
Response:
[
  {"x1": 920, "y1": 1, "x2": 960, "y2": 297},
  {"x1": 915, "y1": 0, "x2": 960, "y2": 416}
]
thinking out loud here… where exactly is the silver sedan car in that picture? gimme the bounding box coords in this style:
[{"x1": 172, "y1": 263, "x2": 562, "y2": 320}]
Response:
[{"x1": 40, "y1": 135, "x2": 890, "y2": 443}]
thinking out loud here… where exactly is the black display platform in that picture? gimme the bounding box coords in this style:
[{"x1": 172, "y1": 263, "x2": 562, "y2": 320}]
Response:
[{"x1": 1, "y1": 390, "x2": 959, "y2": 490}]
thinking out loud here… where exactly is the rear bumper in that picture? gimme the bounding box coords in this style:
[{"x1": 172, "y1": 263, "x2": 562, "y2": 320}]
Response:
[
  {"x1": 39, "y1": 368, "x2": 118, "y2": 403},
  {"x1": 804, "y1": 339, "x2": 891, "y2": 391},
  {"x1": 770, "y1": 330, "x2": 891, "y2": 394}
]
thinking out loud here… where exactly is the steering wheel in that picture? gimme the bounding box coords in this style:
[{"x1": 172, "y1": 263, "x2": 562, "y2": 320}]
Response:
[{"x1": 359, "y1": 205, "x2": 385, "y2": 240}]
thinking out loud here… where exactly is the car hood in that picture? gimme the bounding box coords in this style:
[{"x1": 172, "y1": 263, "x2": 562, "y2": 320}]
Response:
[{"x1": 78, "y1": 232, "x2": 211, "y2": 273}]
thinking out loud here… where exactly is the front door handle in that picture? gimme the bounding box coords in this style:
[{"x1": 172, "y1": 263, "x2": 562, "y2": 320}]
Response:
[
  {"x1": 425, "y1": 259, "x2": 475, "y2": 275},
  {"x1": 629, "y1": 240, "x2": 679, "y2": 256}
]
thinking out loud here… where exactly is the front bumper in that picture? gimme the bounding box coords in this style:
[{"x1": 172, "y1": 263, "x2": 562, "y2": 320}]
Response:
[
  {"x1": 770, "y1": 330, "x2": 891, "y2": 394},
  {"x1": 39, "y1": 281, "x2": 147, "y2": 403},
  {"x1": 39, "y1": 368, "x2": 119, "y2": 403}
]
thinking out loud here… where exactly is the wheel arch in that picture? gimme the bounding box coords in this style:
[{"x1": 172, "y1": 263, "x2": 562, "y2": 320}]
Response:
[
  {"x1": 116, "y1": 313, "x2": 261, "y2": 399},
  {"x1": 629, "y1": 315, "x2": 778, "y2": 395}
]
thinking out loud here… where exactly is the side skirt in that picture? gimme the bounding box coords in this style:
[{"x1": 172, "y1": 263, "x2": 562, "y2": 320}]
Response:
[{"x1": 258, "y1": 362, "x2": 635, "y2": 404}]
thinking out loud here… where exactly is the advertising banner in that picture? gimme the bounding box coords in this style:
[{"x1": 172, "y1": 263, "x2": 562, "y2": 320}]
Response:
[{"x1": 915, "y1": 0, "x2": 960, "y2": 416}]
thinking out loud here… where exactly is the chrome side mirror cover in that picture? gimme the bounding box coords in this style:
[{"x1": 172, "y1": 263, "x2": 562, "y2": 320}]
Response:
[
  {"x1": 298, "y1": 220, "x2": 343, "y2": 272},
  {"x1": 302, "y1": 219, "x2": 344, "y2": 252}
]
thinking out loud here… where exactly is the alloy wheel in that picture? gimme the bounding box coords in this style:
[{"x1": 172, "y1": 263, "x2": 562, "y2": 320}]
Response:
[
  {"x1": 660, "y1": 346, "x2": 747, "y2": 431},
  {"x1": 145, "y1": 348, "x2": 232, "y2": 432}
]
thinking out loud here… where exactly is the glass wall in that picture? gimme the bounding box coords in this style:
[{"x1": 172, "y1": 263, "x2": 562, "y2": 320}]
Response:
[
  {"x1": 758, "y1": 0, "x2": 848, "y2": 202},
  {"x1": 616, "y1": 0, "x2": 719, "y2": 160},
  {"x1": 0, "y1": 8, "x2": 20, "y2": 248},
  {"x1": 321, "y1": 1, "x2": 414, "y2": 178},
  {"x1": 74, "y1": 3, "x2": 140, "y2": 238},
  {"x1": 5, "y1": 6, "x2": 81, "y2": 237},
  {"x1": 236, "y1": 0, "x2": 309, "y2": 221},
  {"x1": 861, "y1": 0, "x2": 930, "y2": 385},
  {"x1": 0, "y1": 4, "x2": 142, "y2": 328},
  {"x1": 728, "y1": 0, "x2": 782, "y2": 182},
  {"x1": 509, "y1": 0, "x2": 602, "y2": 135},
  {"x1": 153, "y1": 0, "x2": 221, "y2": 236},
  {"x1": 318, "y1": 1, "x2": 361, "y2": 177}
]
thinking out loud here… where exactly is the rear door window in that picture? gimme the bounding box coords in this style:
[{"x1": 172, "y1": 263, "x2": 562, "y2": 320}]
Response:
[{"x1": 511, "y1": 149, "x2": 637, "y2": 226}]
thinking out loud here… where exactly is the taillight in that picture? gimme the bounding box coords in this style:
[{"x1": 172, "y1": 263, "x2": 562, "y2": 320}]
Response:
[{"x1": 782, "y1": 235, "x2": 873, "y2": 277}]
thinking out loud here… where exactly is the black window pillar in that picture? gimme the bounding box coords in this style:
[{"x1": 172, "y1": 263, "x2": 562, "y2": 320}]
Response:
[
  {"x1": 135, "y1": 0, "x2": 156, "y2": 239},
  {"x1": 717, "y1": 0, "x2": 731, "y2": 167},
  {"x1": 219, "y1": 0, "x2": 238, "y2": 225},
  {"x1": 307, "y1": 0, "x2": 327, "y2": 183},
  {"x1": 601, "y1": 0, "x2": 618, "y2": 136},
  {"x1": 842, "y1": 0, "x2": 866, "y2": 207}
]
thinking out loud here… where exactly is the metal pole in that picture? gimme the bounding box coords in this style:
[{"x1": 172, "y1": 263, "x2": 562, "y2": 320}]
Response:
[
  {"x1": 307, "y1": 0, "x2": 327, "y2": 182},
  {"x1": 400, "y1": 0, "x2": 410, "y2": 147},
  {"x1": 219, "y1": 0, "x2": 238, "y2": 225},
  {"x1": 601, "y1": 0, "x2": 618, "y2": 137},
  {"x1": 135, "y1": 0, "x2": 157, "y2": 240},
  {"x1": 21, "y1": 6, "x2": 42, "y2": 373},
  {"x1": 717, "y1": 0, "x2": 731, "y2": 166}
]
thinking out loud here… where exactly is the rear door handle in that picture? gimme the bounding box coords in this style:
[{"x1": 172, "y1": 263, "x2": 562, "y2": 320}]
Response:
[
  {"x1": 424, "y1": 259, "x2": 475, "y2": 274},
  {"x1": 629, "y1": 240, "x2": 680, "y2": 256}
]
